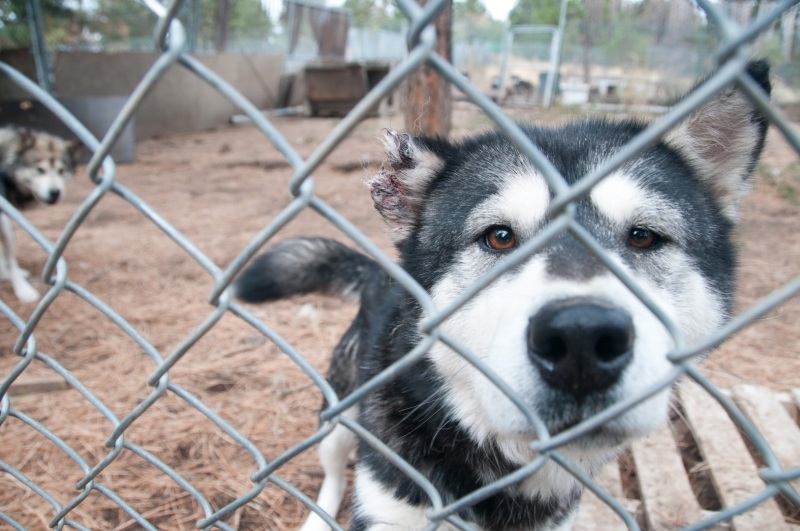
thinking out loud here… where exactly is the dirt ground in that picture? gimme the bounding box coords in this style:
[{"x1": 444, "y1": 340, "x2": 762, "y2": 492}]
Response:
[{"x1": 0, "y1": 105, "x2": 798, "y2": 529}]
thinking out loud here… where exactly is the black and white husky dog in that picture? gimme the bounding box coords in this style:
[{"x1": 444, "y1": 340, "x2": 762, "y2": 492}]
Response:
[
  {"x1": 235, "y1": 61, "x2": 771, "y2": 530},
  {"x1": 0, "y1": 126, "x2": 80, "y2": 303}
]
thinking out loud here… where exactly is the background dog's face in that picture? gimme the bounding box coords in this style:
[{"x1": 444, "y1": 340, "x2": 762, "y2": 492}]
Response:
[
  {"x1": 367, "y1": 65, "x2": 769, "y2": 459},
  {"x1": 11, "y1": 129, "x2": 80, "y2": 205}
]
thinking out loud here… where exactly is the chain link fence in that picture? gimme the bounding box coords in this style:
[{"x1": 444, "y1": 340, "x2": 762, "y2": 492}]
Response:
[{"x1": 1, "y1": 0, "x2": 800, "y2": 529}]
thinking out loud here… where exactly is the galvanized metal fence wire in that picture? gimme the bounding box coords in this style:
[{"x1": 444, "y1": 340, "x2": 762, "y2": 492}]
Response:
[{"x1": 1, "y1": 0, "x2": 800, "y2": 529}]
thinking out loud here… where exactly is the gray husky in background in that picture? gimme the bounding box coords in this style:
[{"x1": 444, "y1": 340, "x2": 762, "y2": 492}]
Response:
[
  {"x1": 0, "y1": 126, "x2": 80, "y2": 303},
  {"x1": 235, "y1": 61, "x2": 771, "y2": 530}
]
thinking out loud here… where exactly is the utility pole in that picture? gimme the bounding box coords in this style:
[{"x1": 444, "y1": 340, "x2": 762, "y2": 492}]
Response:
[
  {"x1": 543, "y1": 0, "x2": 569, "y2": 108},
  {"x1": 25, "y1": 0, "x2": 54, "y2": 94}
]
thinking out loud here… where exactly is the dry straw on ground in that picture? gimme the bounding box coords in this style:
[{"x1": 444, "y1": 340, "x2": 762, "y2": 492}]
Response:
[{"x1": 1, "y1": 107, "x2": 798, "y2": 529}]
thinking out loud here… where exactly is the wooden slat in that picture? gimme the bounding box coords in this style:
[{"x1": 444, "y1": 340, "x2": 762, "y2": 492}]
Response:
[
  {"x1": 732, "y1": 384, "x2": 800, "y2": 495},
  {"x1": 574, "y1": 459, "x2": 630, "y2": 530},
  {"x1": 7, "y1": 376, "x2": 70, "y2": 396},
  {"x1": 631, "y1": 421, "x2": 704, "y2": 529},
  {"x1": 680, "y1": 381, "x2": 789, "y2": 530}
]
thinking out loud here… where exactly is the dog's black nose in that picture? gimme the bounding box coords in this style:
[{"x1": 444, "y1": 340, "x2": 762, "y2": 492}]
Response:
[
  {"x1": 46, "y1": 189, "x2": 60, "y2": 204},
  {"x1": 528, "y1": 299, "x2": 633, "y2": 400}
]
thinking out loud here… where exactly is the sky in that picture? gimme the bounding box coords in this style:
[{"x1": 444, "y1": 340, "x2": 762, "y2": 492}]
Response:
[
  {"x1": 320, "y1": 0, "x2": 517, "y2": 21},
  {"x1": 478, "y1": 0, "x2": 516, "y2": 21}
]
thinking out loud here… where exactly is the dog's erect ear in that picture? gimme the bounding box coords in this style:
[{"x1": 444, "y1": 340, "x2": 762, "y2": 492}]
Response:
[
  {"x1": 16, "y1": 128, "x2": 36, "y2": 153},
  {"x1": 665, "y1": 60, "x2": 771, "y2": 221},
  {"x1": 67, "y1": 138, "x2": 83, "y2": 167},
  {"x1": 366, "y1": 130, "x2": 445, "y2": 242}
]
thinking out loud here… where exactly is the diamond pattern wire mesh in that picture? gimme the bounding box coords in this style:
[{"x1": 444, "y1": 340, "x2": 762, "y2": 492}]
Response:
[{"x1": 1, "y1": 0, "x2": 800, "y2": 529}]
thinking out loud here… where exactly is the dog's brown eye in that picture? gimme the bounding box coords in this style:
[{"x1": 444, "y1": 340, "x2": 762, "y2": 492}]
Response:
[
  {"x1": 37, "y1": 167, "x2": 46, "y2": 174},
  {"x1": 628, "y1": 227, "x2": 661, "y2": 249},
  {"x1": 484, "y1": 226, "x2": 517, "y2": 252}
]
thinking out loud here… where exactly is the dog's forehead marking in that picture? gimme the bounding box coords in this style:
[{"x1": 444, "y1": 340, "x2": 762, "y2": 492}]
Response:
[
  {"x1": 467, "y1": 171, "x2": 550, "y2": 236},
  {"x1": 590, "y1": 172, "x2": 687, "y2": 240},
  {"x1": 589, "y1": 172, "x2": 646, "y2": 226}
]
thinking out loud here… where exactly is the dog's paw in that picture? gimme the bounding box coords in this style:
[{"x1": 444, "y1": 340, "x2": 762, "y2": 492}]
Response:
[
  {"x1": 298, "y1": 516, "x2": 332, "y2": 531},
  {"x1": 12, "y1": 278, "x2": 40, "y2": 303},
  {"x1": 0, "y1": 266, "x2": 30, "y2": 281}
]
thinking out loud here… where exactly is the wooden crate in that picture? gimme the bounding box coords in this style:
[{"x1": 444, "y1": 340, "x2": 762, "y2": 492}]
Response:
[{"x1": 575, "y1": 382, "x2": 800, "y2": 530}]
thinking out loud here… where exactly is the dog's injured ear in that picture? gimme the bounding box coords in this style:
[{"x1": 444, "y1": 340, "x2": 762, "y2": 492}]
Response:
[
  {"x1": 665, "y1": 59, "x2": 771, "y2": 221},
  {"x1": 366, "y1": 130, "x2": 445, "y2": 242}
]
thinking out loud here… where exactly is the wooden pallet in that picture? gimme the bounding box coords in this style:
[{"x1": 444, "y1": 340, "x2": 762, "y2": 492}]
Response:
[
  {"x1": 575, "y1": 382, "x2": 800, "y2": 530},
  {"x1": 7, "y1": 374, "x2": 70, "y2": 396}
]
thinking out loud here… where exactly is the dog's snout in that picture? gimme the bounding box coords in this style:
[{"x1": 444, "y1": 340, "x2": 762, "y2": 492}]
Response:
[
  {"x1": 528, "y1": 299, "x2": 633, "y2": 399},
  {"x1": 46, "y1": 189, "x2": 61, "y2": 204}
]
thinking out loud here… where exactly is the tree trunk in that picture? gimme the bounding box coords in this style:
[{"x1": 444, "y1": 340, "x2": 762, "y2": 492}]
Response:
[
  {"x1": 404, "y1": 0, "x2": 453, "y2": 137},
  {"x1": 214, "y1": 0, "x2": 230, "y2": 53},
  {"x1": 755, "y1": 0, "x2": 775, "y2": 52},
  {"x1": 783, "y1": 4, "x2": 798, "y2": 60},
  {"x1": 580, "y1": 21, "x2": 592, "y2": 85}
]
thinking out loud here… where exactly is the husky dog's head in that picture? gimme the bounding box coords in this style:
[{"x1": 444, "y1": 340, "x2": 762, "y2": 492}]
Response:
[
  {"x1": 367, "y1": 62, "x2": 770, "y2": 462},
  {"x1": 1, "y1": 127, "x2": 81, "y2": 207}
]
